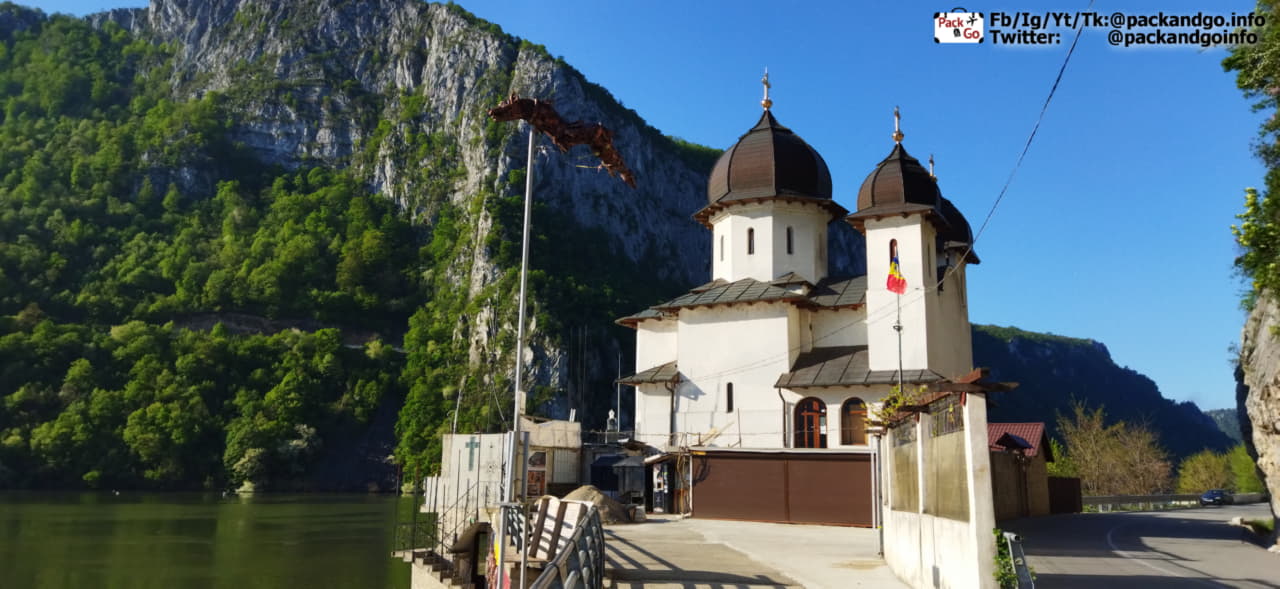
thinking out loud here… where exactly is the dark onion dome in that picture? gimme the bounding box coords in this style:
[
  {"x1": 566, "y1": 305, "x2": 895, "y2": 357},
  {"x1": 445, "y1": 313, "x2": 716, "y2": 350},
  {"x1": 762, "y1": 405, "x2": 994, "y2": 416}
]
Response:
[
  {"x1": 694, "y1": 110, "x2": 847, "y2": 227},
  {"x1": 851, "y1": 143, "x2": 941, "y2": 219},
  {"x1": 939, "y1": 196, "x2": 980, "y2": 264},
  {"x1": 847, "y1": 143, "x2": 979, "y2": 263}
]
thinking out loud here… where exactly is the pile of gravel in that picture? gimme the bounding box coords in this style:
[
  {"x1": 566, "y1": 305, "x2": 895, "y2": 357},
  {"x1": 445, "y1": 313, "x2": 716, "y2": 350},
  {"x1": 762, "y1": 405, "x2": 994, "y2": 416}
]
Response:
[{"x1": 563, "y1": 485, "x2": 632, "y2": 524}]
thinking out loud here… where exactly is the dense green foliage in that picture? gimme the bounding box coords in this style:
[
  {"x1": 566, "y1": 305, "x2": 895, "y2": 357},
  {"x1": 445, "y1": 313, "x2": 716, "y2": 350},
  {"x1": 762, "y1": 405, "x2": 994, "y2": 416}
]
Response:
[
  {"x1": 1226, "y1": 3, "x2": 1280, "y2": 300},
  {"x1": 1174, "y1": 444, "x2": 1265, "y2": 493},
  {"x1": 1229, "y1": 443, "x2": 1267, "y2": 493},
  {"x1": 1175, "y1": 449, "x2": 1232, "y2": 493},
  {"x1": 0, "y1": 5, "x2": 697, "y2": 488},
  {"x1": 0, "y1": 13, "x2": 427, "y2": 489}
]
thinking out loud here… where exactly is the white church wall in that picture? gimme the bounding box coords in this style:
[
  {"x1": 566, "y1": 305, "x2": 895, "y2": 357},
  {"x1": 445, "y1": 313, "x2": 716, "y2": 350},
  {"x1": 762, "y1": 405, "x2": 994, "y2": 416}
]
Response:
[
  {"x1": 776, "y1": 386, "x2": 888, "y2": 449},
  {"x1": 809, "y1": 307, "x2": 868, "y2": 348},
  {"x1": 768, "y1": 203, "x2": 830, "y2": 283},
  {"x1": 676, "y1": 303, "x2": 794, "y2": 448},
  {"x1": 634, "y1": 383, "x2": 673, "y2": 447},
  {"x1": 710, "y1": 201, "x2": 832, "y2": 284},
  {"x1": 710, "y1": 205, "x2": 774, "y2": 283},
  {"x1": 864, "y1": 215, "x2": 935, "y2": 372},
  {"x1": 930, "y1": 262, "x2": 974, "y2": 379},
  {"x1": 635, "y1": 318, "x2": 677, "y2": 372}
]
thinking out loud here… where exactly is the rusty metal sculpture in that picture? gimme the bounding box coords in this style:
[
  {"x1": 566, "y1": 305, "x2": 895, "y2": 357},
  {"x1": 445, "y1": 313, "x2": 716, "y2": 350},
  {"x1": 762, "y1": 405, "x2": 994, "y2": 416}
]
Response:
[{"x1": 487, "y1": 93, "x2": 636, "y2": 188}]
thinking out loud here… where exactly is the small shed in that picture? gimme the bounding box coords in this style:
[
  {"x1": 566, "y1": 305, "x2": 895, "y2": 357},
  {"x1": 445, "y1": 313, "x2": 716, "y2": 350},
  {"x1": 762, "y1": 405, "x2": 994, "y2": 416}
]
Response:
[
  {"x1": 611, "y1": 455, "x2": 646, "y2": 506},
  {"x1": 988, "y1": 422, "x2": 1054, "y2": 520}
]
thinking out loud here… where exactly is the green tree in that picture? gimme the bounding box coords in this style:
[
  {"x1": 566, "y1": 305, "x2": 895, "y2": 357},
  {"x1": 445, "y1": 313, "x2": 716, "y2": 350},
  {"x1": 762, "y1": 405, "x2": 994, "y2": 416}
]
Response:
[
  {"x1": 1045, "y1": 437, "x2": 1077, "y2": 478},
  {"x1": 1176, "y1": 450, "x2": 1232, "y2": 493},
  {"x1": 1229, "y1": 444, "x2": 1267, "y2": 493}
]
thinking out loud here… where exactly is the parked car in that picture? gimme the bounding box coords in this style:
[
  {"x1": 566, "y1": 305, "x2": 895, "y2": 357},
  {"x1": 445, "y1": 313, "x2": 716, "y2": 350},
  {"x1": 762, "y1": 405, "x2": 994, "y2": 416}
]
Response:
[{"x1": 1199, "y1": 489, "x2": 1233, "y2": 506}]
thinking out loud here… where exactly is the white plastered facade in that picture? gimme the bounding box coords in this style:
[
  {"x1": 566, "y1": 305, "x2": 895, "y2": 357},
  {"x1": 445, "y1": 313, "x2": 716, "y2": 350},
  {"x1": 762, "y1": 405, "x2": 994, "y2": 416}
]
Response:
[{"x1": 628, "y1": 205, "x2": 974, "y2": 452}]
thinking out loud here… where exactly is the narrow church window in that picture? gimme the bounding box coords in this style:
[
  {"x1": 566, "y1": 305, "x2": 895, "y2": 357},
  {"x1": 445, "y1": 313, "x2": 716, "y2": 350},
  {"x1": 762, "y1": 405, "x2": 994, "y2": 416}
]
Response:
[
  {"x1": 747, "y1": 228, "x2": 755, "y2": 255},
  {"x1": 720, "y1": 235, "x2": 724, "y2": 261},
  {"x1": 726, "y1": 383, "x2": 734, "y2": 413},
  {"x1": 841, "y1": 398, "x2": 867, "y2": 445},
  {"x1": 793, "y1": 397, "x2": 827, "y2": 448},
  {"x1": 786, "y1": 227, "x2": 794, "y2": 255}
]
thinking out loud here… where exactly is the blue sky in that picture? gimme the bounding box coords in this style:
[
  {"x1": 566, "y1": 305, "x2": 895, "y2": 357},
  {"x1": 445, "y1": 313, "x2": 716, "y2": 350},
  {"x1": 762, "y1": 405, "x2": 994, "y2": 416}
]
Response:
[{"x1": 23, "y1": 1, "x2": 1268, "y2": 412}]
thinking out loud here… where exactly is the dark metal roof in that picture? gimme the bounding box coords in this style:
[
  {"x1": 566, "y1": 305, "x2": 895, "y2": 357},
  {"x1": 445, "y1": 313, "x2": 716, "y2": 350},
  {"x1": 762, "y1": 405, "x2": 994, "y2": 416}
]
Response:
[
  {"x1": 775, "y1": 346, "x2": 945, "y2": 388},
  {"x1": 654, "y1": 278, "x2": 805, "y2": 310},
  {"x1": 806, "y1": 275, "x2": 868, "y2": 308},
  {"x1": 614, "y1": 307, "x2": 670, "y2": 327},
  {"x1": 690, "y1": 278, "x2": 728, "y2": 293},
  {"x1": 850, "y1": 144, "x2": 943, "y2": 220},
  {"x1": 770, "y1": 272, "x2": 810, "y2": 286},
  {"x1": 623, "y1": 273, "x2": 869, "y2": 321},
  {"x1": 939, "y1": 196, "x2": 980, "y2": 264},
  {"x1": 617, "y1": 361, "x2": 680, "y2": 386},
  {"x1": 707, "y1": 111, "x2": 833, "y2": 204},
  {"x1": 695, "y1": 110, "x2": 846, "y2": 228}
]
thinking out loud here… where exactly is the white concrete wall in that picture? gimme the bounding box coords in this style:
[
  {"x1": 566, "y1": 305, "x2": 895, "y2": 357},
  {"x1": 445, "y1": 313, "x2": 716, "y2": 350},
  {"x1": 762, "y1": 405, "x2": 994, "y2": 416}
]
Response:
[
  {"x1": 636, "y1": 317, "x2": 677, "y2": 373},
  {"x1": 710, "y1": 200, "x2": 830, "y2": 284},
  {"x1": 882, "y1": 396, "x2": 997, "y2": 589},
  {"x1": 675, "y1": 302, "x2": 795, "y2": 448},
  {"x1": 808, "y1": 307, "x2": 868, "y2": 349},
  {"x1": 634, "y1": 383, "x2": 673, "y2": 447},
  {"x1": 864, "y1": 215, "x2": 975, "y2": 380},
  {"x1": 865, "y1": 215, "x2": 933, "y2": 372}
]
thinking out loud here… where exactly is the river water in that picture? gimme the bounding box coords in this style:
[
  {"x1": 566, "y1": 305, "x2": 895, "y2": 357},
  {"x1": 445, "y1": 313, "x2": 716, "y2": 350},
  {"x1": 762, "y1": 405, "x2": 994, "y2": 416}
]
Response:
[{"x1": 0, "y1": 492, "x2": 415, "y2": 589}]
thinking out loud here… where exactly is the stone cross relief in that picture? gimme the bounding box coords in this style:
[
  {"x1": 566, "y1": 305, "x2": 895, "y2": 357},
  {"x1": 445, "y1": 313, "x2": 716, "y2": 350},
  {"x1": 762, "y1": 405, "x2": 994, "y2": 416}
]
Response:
[{"x1": 465, "y1": 436, "x2": 480, "y2": 471}]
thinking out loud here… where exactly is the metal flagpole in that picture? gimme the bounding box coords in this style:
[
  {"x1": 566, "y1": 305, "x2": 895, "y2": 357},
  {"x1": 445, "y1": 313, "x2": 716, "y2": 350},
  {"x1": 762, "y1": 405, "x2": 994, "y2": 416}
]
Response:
[
  {"x1": 888, "y1": 288, "x2": 903, "y2": 558},
  {"x1": 497, "y1": 122, "x2": 535, "y2": 589}
]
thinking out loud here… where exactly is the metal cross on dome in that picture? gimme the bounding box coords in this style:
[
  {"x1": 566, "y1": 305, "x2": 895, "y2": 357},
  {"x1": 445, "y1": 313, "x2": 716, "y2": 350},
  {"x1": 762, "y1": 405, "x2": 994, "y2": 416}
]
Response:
[{"x1": 761, "y1": 68, "x2": 772, "y2": 110}]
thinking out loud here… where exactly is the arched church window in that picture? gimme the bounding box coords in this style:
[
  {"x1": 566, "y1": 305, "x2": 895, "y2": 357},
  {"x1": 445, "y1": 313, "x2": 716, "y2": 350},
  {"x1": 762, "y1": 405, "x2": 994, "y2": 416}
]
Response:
[
  {"x1": 786, "y1": 227, "x2": 794, "y2": 255},
  {"x1": 747, "y1": 228, "x2": 755, "y2": 255},
  {"x1": 841, "y1": 398, "x2": 867, "y2": 445},
  {"x1": 793, "y1": 397, "x2": 827, "y2": 448},
  {"x1": 726, "y1": 383, "x2": 734, "y2": 413}
]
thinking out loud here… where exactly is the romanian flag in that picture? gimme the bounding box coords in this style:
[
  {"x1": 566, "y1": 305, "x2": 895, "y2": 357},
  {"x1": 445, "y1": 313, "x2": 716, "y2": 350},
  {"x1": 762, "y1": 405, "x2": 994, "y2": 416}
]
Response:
[{"x1": 887, "y1": 254, "x2": 907, "y2": 294}]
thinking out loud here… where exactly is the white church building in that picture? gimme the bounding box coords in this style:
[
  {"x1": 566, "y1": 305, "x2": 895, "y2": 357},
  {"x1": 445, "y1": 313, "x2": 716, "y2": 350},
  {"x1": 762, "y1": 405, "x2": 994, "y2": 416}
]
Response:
[{"x1": 617, "y1": 90, "x2": 982, "y2": 527}]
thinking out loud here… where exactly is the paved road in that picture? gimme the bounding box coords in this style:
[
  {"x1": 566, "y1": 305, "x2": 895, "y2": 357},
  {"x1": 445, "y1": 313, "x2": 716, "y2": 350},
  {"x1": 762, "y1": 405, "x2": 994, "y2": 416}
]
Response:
[
  {"x1": 1003, "y1": 504, "x2": 1279, "y2": 588},
  {"x1": 604, "y1": 515, "x2": 907, "y2": 588}
]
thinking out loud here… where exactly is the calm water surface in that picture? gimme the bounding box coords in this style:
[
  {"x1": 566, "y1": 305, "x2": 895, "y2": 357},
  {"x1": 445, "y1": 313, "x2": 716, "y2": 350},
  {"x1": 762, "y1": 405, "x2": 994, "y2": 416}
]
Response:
[{"x1": 0, "y1": 492, "x2": 414, "y2": 589}]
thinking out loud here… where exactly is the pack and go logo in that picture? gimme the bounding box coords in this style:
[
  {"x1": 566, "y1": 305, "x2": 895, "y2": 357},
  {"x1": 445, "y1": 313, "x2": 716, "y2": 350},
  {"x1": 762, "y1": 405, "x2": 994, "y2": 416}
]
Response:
[{"x1": 935, "y1": 8, "x2": 984, "y2": 43}]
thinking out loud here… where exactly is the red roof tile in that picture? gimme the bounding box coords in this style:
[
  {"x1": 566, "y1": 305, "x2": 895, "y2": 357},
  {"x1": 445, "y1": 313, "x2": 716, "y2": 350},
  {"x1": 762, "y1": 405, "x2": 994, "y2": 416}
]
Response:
[{"x1": 988, "y1": 422, "x2": 1052, "y2": 460}]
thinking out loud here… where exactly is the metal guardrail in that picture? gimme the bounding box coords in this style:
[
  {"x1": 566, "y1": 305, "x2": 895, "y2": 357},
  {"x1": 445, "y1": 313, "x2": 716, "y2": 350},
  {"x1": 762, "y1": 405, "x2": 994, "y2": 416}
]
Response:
[
  {"x1": 499, "y1": 500, "x2": 605, "y2": 589},
  {"x1": 530, "y1": 506, "x2": 605, "y2": 589},
  {"x1": 1083, "y1": 492, "x2": 1266, "y2": 512}
]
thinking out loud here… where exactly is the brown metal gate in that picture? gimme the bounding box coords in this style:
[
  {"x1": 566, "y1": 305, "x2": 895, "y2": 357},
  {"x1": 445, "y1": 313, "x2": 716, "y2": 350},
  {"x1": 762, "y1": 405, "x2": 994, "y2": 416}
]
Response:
[{"x1": 691, "y1": 451, "x2": 873, "y2": 526}]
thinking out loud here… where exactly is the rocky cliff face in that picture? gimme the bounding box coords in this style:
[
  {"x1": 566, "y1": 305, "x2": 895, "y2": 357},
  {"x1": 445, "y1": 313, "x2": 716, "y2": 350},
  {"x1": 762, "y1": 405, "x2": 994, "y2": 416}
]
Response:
[
  {"x1": 84, "y1": 0, "x2": 865, "y2": 427},
  {"x1": 1237, "y1": 292, "x2": 1280, "y2": 532}
]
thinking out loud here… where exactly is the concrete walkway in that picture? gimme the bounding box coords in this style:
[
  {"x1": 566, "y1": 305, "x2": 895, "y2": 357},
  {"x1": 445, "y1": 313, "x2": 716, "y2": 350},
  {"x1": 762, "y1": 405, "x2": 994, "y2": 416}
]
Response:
[{"x1": 604, "y1": 515, "x2": 908, "y2": 588}]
